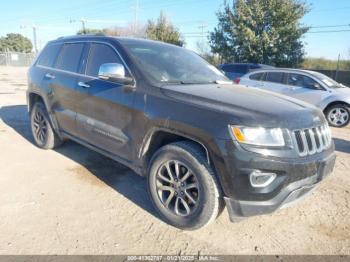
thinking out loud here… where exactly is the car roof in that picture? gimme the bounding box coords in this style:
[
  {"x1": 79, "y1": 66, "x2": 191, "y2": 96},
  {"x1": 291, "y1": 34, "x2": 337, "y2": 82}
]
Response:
[
  {"x1": 49, "y1": 35, "x2": 179, "y2": 47},
  {"x1": 245, "y1": 68, "x2": 322, "y2": 76},
  {"x1": 220, "y1": 63, "x2": 271, "y2": 67}
]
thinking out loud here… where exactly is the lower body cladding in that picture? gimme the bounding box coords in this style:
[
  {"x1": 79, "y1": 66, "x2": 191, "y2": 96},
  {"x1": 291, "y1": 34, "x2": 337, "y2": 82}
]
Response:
[{"x1": 213, "y1": 139, "x2": 336, "y2": 222}]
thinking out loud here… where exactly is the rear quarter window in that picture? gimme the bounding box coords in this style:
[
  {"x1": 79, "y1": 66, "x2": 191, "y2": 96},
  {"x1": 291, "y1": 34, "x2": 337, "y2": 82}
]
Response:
[{"x1": 36, "y1": 43, "x2": 62, "y2": 68}]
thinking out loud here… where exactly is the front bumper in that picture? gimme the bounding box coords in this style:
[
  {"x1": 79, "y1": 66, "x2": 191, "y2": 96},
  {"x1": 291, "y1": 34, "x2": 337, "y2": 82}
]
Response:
[
  {"x1": 211, "y1": 139, "x2": 336, "y2": 221},
  {"x1": 224, "y1": 152, "x2": 336, "y2": 221}
]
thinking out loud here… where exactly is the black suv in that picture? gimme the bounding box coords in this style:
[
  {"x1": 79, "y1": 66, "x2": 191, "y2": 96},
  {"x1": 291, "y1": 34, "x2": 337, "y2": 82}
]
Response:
[{"x1": 27, "y1": 36, "x2": 336, "y2": 230}]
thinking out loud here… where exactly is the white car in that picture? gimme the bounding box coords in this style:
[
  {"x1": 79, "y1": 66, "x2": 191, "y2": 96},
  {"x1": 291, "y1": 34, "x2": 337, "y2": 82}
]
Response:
[{"x1": 239, "y1": 69, "x2": 350, "y2": 127}]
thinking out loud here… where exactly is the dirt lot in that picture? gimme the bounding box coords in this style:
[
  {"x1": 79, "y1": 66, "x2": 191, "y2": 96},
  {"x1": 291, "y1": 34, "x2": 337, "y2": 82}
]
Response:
[{"x1": 0, "y1": 66, "x2": 349, "y2": 255}]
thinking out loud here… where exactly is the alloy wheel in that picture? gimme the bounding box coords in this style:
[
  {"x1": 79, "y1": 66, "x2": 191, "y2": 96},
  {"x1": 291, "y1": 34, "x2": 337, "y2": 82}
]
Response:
[
  {"x1": 156, "y1": 160, "x2": 200, "y2": 216},
  {"x1": 33, "y1": 110, "x2": 48, "y2": 143},
  {"x1": 328, "y1": 107, "x2": 349, "y2": 126}
]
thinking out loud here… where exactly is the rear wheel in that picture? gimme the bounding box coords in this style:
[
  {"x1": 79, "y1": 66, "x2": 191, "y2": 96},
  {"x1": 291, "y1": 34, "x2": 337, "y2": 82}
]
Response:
[
  {"x1": 147, "y1": 141, "x2": 222, "y2": 230},
  {"x1": 30, "y1": 102, "x2": 63, "y2": 149},
  {"x1": 325, "y1": 104, "x2": 349, "y2": 127}
]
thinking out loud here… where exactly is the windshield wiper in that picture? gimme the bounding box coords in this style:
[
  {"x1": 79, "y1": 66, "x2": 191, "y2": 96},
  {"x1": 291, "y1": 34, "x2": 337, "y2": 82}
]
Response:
[{"x1": 213, "y1": 80, "x2": 232, "y2": 84}]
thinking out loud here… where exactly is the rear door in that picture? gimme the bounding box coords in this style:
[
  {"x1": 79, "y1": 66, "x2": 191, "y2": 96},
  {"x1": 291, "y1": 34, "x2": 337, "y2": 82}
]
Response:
[
  {"x1": 260, "y1": 71, "x2": 289, "y2": 94},
  {"x1": 75, "y1": 42, "x2": 135, "y2": 160},
  {"x1": 48, "y1": 43, "x2": 85, "y2": 136}
]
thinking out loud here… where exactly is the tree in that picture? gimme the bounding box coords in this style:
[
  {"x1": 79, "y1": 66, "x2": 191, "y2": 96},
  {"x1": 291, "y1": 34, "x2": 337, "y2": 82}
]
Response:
[
  {"x1": 209, "y1": 0, "x2": 309, "y2": 67},
  {"x1": 0, "y1": 33, "x2": 33, "y2": 53},
  {"x1": 146, "y1": 12, "x2": 184, "y2": 46}
]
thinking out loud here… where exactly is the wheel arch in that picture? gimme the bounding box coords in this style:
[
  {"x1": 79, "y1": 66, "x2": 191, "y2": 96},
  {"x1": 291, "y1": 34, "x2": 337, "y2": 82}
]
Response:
[
  {"x1": 28, "y1": 92, "x2": 46, "y2": 112},
  {"x1": 139, "y1": 128, "x2": 211, "y2": 175},
  {"x1": 323, "y1": 101, "x2": 350, "y2": 113}
]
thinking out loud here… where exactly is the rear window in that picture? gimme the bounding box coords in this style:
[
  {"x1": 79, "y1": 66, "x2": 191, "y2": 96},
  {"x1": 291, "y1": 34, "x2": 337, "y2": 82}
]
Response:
[
  {"x1": 266, "y1": 72, "x2": 284, "y2": 83},
  {"x1": 249, "y1": 72, "x2": 264, "y2": 80},
  {"x1": 222, "y1": 64, "x2": 248, "y2": 74},
  {"x1": 55, "y1": 43, "x2": 84, "y2": 73},
  {"x1": 36, "y1": 43, "x2": 61, "y2": 67}
]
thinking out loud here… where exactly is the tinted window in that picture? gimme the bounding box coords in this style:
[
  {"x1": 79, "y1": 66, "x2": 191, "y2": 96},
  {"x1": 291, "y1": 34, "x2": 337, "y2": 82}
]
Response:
[
  {"x1": 266, "y1": 72, "x2": 284, "y2": 83},
  {"x1": 56, "y1": 43, "x2": 84, "y2": 73},
  {"x1": 86, "y1": 43, "x2": 123, "y2": 77},
  {"x1": 37, "y1": 44, "x2": 61, "y2": 67},
  {"x1": 222, "y1": 64, "x2": 248, "y2": 74},
  {"x1": 249, "y1": 72, "x2": 264, "y2": 80}
]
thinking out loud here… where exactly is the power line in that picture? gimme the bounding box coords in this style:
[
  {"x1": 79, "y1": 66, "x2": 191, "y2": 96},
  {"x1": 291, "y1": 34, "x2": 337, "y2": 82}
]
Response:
[{"x1": 307, "y1": 29, "x2": 350, "y2": 34}]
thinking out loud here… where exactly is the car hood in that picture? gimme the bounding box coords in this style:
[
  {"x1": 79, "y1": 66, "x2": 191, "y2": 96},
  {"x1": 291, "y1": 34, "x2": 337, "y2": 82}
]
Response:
[
  {"x1": 161, "y1": 83, "x2": 326, "y2": 129},
  {"x1": 331, "y1": 86, "x2": 350, "y2": 96}
]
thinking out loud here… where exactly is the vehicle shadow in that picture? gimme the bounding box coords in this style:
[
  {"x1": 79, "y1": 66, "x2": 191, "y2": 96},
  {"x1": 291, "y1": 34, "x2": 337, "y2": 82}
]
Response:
[
  {"x1": 0, "y1": 104, "x2": 160, "y2": 221},
  {"x1": 333, "y1": 138, "x2": 350, "y2": 154}
]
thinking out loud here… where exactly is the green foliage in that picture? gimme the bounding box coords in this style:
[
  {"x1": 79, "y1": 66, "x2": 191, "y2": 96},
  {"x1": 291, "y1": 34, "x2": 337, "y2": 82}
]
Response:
[
  {"x1": 210, "y1": 0, "x2": 309, "y2": 67},
  {"x1": 146, "y1": 12, "x2": 184, "y2": 46},
  {"x1": 302, "y1": 58, "x2": 350, "y2": 70},
  {"x1": 76, "y1": 28, "x2": 106, "y2": 35},
  {"x1": 0, "y1": 33, "x2": 33, "y2": 53}
]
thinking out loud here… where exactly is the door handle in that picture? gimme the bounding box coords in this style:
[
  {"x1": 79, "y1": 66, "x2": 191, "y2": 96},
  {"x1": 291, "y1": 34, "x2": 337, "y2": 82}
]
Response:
[
  {"x1": 44, "y1": 73, "x2": 55, "y2": 80},
  {"x1": 78, "y1": 81, "x2": 90, "y2": 88}
]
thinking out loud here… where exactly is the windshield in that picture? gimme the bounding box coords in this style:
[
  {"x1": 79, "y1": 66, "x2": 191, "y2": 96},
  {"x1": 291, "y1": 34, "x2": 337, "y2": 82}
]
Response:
[
  {"x1": 123, "y1": 41, "x2": 229, "y2": 84},
  {"x1": 311, "y1": 72, "x2": 342, "y2": 88}
]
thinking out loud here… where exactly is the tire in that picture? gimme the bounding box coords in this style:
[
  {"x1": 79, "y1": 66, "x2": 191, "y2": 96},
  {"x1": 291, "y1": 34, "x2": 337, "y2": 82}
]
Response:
[
  {"x1": 325, "y1": 104, "x2": 350, "y2": 128},
  {"x1": 147, "y1": 141, "x2": 222, "y2": 230},
  {"x1": 30, "y1": 101, "x2": 63, "y2": 149}
]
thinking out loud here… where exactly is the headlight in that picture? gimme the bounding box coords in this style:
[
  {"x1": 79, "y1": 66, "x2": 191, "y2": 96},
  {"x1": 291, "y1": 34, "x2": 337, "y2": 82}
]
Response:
[{"x1": 229, "y1": 126, "x2": 285, "y2": 147}]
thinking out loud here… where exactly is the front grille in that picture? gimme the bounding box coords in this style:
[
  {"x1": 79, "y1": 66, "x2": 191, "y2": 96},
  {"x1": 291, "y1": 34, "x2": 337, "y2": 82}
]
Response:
[{"x1": 292, "y1": 124, "x2": 332, "y2": 156}]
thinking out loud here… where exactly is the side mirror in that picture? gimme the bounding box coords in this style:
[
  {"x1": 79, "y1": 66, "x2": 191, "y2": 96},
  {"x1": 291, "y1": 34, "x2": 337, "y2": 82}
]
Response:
[
  {"x1": 312, "y1": 83, "x2": 321, "y2": 90},
  {"x1": 98, "y1": 63, "x2": 133, "y2": 84}
]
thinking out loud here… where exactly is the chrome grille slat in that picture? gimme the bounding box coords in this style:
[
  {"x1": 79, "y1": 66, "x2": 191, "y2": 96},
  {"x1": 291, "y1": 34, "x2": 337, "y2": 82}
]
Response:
[{"x1": 293, "y1": 124, "x2": 331, "y2": 156}]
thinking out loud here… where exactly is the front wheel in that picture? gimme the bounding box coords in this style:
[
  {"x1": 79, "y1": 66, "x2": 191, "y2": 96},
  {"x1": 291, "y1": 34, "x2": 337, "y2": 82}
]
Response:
[
  {"x1": 325, "y1": 104, "x2": 349, "y2": 127},
  {"x1": 147, "y1": 141, "x2": 222, "y2": 230}
]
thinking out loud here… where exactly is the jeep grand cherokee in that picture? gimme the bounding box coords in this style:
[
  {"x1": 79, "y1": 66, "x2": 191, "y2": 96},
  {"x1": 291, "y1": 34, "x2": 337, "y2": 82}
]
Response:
[{"x1": 27, "y1": 36, "x2": 336, "y2": 230}]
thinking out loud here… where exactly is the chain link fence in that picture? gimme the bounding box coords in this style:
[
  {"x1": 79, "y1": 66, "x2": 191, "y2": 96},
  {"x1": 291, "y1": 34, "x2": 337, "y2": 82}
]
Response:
[{"x1": 0, "y1": 52, "x2": 36, "y2": 67}]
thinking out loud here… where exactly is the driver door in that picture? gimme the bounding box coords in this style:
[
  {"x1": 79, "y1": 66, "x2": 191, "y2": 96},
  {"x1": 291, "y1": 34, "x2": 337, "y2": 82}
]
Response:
[
  {"x1": 75, "y1": 42, "x2": 135, "y2": 160},
  {"x1": 284, "y1": 73, "x2": 327, "y2": 106}
]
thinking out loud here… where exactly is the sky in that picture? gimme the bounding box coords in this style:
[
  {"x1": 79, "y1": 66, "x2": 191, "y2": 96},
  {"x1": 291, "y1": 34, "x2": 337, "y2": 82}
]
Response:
[{"x1": 0, "y1": 0, "x2": 349, "y2": 60}]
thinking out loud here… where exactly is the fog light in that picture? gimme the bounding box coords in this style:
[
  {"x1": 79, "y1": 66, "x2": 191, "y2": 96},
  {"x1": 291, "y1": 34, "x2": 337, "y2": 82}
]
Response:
[{"x1": 249, "y1": 170, "x2": 276, "y2": 188}]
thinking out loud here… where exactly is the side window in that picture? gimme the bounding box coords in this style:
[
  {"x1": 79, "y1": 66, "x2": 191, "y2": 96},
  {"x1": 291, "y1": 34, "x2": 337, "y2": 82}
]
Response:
[
  {"x1": 86, "y1": 43, "x2": 124, "y2": 77},
  {"x1": 249, "y1": 72, "x2": 264, "y2": 81},
  {"x1": 287, "y1": 73, "x2": 304, "y2": 87},
  {"x1": 36, "y1": 44, "x2": 61, "y2": 67},
  {"x1": 55, "y1": 43, "x2": 84, "y2": 73},
  {"x1": 266, "y1": 72, "x2": 284, "y2": 84},
  {"x1": 303, "y1": 76, "x2": 319, "y2": 89}
]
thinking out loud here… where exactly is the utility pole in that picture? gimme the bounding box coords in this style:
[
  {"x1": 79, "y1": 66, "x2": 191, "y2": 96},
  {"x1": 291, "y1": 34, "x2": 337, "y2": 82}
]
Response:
[
  {"x1": 32, "y1": 26, "x2": 38, "y2": 53},
  {"x1": 335, "y1": 53, "x2": 340, "y2": 81},
  {"x1": 131, "y1": 0, "x2": 141, "y2": 36},
  {"x1": 198, "y1": 22, "x2": 208, "y2": 40},
  {"x1": 80, "y1": 18, "x2": 87, "y2": 34},
  {"x1": 20, "y1": 24, "x2": 38, "y2": 53}
]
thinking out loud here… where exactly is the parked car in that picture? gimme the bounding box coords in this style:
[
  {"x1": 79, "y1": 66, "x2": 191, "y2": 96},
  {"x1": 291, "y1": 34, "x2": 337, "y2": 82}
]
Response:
[
  {"x1": 27, "y1": 36, "x2": 335, "y2": 230},
  {"x1": 239, "y1": 69, "x2": 350, "y2": 127},
  {"x1": 218, "y1": 63, "x2": 274, "y2": 81}
]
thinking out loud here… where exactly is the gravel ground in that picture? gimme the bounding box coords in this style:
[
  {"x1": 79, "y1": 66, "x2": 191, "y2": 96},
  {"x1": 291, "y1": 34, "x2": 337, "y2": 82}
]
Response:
[{"x1": 0, "y1": 66, "x2": 349, "y2": 255}]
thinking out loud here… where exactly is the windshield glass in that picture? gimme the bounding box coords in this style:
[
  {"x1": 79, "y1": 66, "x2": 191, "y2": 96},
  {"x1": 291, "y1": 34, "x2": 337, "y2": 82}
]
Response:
[
  {"x1": 123, "y1": 40, "x2": 229, "y2": 84},
  {"x1": 311, "y1": 72, "x2": 342, "y2": 88}
]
